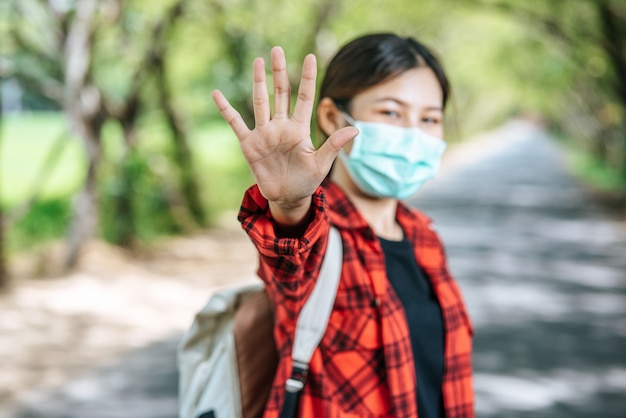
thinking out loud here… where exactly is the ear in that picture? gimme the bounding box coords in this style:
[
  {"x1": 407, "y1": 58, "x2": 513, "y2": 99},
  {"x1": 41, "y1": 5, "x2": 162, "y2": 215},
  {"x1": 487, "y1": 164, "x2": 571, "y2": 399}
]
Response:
[{"x1": 317, "y1": 98, "x2": 346, "y2": 137}]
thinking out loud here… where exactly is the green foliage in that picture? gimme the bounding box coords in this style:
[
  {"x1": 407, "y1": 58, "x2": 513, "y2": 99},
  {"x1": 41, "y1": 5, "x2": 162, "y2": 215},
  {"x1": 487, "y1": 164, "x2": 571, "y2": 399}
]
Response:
[
  {"x1": 1, "y1": 112, "x2": 251, "y2": 250},
  {"x1": 567, "y1": 144, "x2": 626, "y2": 192},
  {"x1": 190, "y1": 120, "x2": 254, "y2": 222},
  {"x1": 99, "y1": 148, "x2": 181, "y2": 244},
  {"x1": 96, "y1": 114, "x2": 252, "y2": 244},
  {"x1": 3, "y1": 0, "x2": 624, "y2": 254},
  {"x1": 91, "y1": 1, "x2": 177, "y2": 105},
  {"x1": 6, "y1": 198, "x2": 71, "y2": 251}
]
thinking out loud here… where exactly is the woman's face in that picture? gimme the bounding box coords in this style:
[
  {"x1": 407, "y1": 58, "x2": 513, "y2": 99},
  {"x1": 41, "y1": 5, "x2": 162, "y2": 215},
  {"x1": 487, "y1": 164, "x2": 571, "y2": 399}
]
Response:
[{"x1": 348, "y1": 66, "x2": 444, "y2": 138}]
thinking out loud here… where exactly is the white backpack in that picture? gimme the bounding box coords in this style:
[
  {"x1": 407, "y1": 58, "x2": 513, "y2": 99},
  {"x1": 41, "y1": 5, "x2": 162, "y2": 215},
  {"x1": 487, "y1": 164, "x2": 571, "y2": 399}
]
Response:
[{"x1": 177, "y1": 227, "x2": 343, "y2": 418}]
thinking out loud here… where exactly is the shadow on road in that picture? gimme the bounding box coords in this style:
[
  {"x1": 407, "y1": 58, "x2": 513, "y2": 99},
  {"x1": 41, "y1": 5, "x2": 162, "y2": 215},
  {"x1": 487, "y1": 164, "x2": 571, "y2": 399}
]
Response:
[
  {"x1": 10, "y1": 335, "x2": 182, "y2": 418},
  {"x1": 412, "y1": 120, "x2": 626, "y2": 417}
]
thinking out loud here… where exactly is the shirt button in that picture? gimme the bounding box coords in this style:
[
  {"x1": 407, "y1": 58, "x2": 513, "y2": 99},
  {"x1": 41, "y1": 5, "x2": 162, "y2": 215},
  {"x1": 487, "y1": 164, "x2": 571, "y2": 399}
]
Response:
[{"x1": 371, "y1": 297, "x2": 381, "y2": 307}]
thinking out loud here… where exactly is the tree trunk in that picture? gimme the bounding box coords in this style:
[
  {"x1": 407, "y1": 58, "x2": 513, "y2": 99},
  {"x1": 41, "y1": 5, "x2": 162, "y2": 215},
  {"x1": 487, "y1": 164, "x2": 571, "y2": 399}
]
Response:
[
  {"x1": 619, "y1": 124, "x2": 626, "y2": 181},
  {"x1": 154, "y1": 56, "x2": 207, "y2": 227},
  {"x1": 64, "y1": 116, "x2": 102, "y2": 268},
  {"x1": 597, "y1": 0, "x2": 626, "y2": 179},
  {"x1": 62, "y1": 0, "x2": 104, "y2": 269},
  {"x1": 221, "y1": 29, "x2": 255, "y2": 126},
  {"x1": 109, "y1": 115, "x2": 140, "y2": 248},
  {"x1": 299, "y1": 0, "x2": 338, "y2": 58},
  {"x1": 0, "y1": 199, "x2": 6, "y2": 289},
  {"x1": 105, "y1": 0, "x2": 192, "y2": 242},
  {"x1": 0, "y1": 93, "x2": 8, "y2": 289},
  {"x1": 110, "y1": 153, "x2": 136, "y2": 248},
  {"x1": 597, "y1": 0, "x2": 626, "y2": 108}
]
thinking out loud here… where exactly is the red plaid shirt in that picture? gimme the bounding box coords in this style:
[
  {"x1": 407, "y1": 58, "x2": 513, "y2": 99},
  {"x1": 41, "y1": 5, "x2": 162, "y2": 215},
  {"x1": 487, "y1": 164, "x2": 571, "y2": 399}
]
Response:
[{"x1": 238, "y1": 180, "x2": 474, "y2": 418}]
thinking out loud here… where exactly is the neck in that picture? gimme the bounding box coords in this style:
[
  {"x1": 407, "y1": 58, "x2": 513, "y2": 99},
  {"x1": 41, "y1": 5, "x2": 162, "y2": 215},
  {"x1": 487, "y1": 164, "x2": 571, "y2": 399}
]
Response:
[{"x1": 331, "y1": 162, "x2": 403, "y2": 241}]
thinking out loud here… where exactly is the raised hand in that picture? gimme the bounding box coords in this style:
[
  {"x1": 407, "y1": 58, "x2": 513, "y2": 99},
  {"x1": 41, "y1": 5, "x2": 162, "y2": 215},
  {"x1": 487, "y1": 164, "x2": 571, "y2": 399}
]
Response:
[{"x1": 212, "y1": 47, "x2": 357, "y2": 225}]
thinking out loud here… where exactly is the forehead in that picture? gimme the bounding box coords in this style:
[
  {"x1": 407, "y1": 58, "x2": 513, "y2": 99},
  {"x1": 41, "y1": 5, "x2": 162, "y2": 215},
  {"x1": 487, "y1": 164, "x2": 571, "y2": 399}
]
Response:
[{"x1": 352, "y1": 67, "x2": 443, "y2": 110}]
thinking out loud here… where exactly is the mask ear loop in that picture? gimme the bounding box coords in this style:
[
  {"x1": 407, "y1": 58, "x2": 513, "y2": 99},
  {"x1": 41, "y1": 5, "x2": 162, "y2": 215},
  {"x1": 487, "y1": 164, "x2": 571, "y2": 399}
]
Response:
[
  {"x1": 342, "y1": 112, "x2": 357, "y2": 126},
  {"x1": 338, "y1": 113, "x2": 360, "y2": 161}
]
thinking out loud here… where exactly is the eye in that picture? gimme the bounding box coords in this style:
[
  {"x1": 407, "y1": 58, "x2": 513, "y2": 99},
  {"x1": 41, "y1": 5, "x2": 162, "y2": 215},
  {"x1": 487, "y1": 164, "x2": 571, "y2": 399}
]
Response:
[
  {"x1": 422, "y1": 116, "x2": 441, "y2": 124},
  {"x1": 381, "y1": 110, "x2": 401, "y2": 118}
]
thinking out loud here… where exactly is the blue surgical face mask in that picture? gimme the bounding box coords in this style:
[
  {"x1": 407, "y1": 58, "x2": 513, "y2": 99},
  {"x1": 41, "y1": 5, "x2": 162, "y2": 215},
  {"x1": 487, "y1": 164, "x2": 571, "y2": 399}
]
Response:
[{"x1": 338, "y1": 114, "x2": 446, "y2": 199}]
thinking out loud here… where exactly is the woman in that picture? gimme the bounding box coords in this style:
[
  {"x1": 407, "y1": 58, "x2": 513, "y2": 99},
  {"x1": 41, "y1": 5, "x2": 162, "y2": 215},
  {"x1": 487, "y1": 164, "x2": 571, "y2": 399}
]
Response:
[{"x1": 212, "y1": 33, "x2": 474, "y2": 418}]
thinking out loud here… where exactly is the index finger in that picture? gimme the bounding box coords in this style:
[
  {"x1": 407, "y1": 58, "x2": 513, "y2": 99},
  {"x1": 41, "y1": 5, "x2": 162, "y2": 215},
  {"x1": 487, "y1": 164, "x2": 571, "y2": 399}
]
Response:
[
  {"x1": 212, "y1": 90, "x2": 251, "y2": 140},
  {"x1": 292, "y1": 54, "x2": 317, "y2": 125}
]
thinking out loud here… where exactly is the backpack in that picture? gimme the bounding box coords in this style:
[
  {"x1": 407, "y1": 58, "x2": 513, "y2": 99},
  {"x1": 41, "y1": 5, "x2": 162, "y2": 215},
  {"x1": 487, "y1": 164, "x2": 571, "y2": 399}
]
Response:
[{"x1": 177, "y1": 227, "x2": 343, "y2": 418}]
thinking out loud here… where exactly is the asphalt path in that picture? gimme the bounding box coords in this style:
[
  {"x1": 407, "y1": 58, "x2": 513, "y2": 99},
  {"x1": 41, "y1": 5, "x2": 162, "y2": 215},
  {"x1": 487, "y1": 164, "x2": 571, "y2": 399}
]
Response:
[
  {"x1": 411, "y1": 121, "x2": 626, "y2": 417},
  {"x1": 8, "y1": 121, "x2": 626, "y2": 417}
]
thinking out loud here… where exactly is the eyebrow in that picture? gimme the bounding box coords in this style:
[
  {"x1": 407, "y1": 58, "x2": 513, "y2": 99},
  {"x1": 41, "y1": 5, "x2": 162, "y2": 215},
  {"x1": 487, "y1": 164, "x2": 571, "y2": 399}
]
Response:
[{"x1": 373, "y1": 97, "x2": 443, "y2": 111}]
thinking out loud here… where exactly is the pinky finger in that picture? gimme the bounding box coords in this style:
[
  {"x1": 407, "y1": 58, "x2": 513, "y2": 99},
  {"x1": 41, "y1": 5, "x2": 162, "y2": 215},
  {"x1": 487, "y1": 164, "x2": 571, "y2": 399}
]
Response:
[{"x1": 212, "y1": 90, "x2": 251, "y2": 140}]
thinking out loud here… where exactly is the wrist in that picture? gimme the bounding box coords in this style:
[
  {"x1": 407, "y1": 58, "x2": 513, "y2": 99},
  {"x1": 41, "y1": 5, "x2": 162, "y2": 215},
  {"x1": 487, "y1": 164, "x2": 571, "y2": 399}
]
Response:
[{"x1": 268, "y1": 196, "x2": 312, "y2": 226}]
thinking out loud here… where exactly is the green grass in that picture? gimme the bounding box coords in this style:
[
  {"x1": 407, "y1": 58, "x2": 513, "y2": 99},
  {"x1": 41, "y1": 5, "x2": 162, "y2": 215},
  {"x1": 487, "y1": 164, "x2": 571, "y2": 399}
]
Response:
[
  {"x1": 0, "y1": 112, "x2": 86, "y2": 206},
  {"x1": 566, "y1": 146, "x2": 626, "y2": 192},
  {"x1": 0, "y1": 112, "x2": 252, "y2": 250}
]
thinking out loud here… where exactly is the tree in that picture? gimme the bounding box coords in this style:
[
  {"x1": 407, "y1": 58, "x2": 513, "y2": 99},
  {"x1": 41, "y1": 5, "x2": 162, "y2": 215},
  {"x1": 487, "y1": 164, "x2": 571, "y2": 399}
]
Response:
[
  {"x1": 60, "y1": 0, "x2": 108, "y2": 267},
  {"x1": 0, "y1": 85, "x2": 7, "y2": 289},
  {"x1": 458, "y1": 0, "x2": 626, "y2": 176},
  {"x1": 151, "y1": 0, "x2": 207, "y2": 229},
  {"x1": 8, "y1": 0, "x2": 206, "y2": 265},
  {"x1": 192, "y1": 0, "x2": 342, "y2": 127},
  {"x1": 0, "y1": 0, "x2": 7, "y2": 287},
  {"x1": 103, "y1": 0, "x2": 206, "y2": 246}
]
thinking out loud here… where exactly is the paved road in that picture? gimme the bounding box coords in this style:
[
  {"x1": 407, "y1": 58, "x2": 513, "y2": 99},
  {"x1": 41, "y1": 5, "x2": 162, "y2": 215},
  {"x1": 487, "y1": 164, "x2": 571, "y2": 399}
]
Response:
[
  {"x1": 8, "y1": 121, "x2": 626, "y2": 417},
  {"x1": 411, "y1": 121, "x2": 626, "y2": 417}
]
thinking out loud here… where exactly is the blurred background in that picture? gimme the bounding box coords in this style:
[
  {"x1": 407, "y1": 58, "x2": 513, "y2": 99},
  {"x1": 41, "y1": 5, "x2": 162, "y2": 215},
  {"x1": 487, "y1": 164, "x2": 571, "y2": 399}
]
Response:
[{"x1": 0, "y1": 0, "x2": 624, "y2": 417}]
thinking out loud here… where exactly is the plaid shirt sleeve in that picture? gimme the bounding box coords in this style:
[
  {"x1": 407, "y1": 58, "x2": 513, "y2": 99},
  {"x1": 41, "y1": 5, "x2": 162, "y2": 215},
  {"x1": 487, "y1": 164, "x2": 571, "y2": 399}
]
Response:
[{"x1": 237, "y1": 184, "x2": 331, "y2": 311}]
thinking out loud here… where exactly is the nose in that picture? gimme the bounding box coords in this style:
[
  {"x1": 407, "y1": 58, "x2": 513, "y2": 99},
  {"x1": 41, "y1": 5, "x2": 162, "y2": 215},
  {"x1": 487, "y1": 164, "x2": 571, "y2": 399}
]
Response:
[{"x1": 404, "y1": 114, "x2": 420, "y2": 128}]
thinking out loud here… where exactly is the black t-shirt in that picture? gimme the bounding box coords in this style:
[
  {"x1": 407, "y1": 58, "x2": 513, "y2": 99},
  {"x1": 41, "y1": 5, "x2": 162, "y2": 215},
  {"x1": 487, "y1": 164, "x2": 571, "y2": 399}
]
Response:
[{"x1": 378, "y1": 236, "x2": 445, "y2": 418}]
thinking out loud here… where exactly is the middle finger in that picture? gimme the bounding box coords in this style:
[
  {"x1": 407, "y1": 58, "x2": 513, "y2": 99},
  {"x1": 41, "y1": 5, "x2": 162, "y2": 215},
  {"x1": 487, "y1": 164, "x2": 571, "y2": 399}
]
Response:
[
  {"x1": 271, "y1": 46, "x2": 291, "y2": 119},
  {"x1": 252, "y1": 57, "x2": 271, "y2": 127}
]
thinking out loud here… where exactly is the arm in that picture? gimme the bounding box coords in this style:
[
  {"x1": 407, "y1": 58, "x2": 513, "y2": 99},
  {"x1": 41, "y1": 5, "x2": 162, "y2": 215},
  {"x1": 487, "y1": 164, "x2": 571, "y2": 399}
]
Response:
[{"x1": 238, "y1": 184, "x2": 331, "y2": 307}]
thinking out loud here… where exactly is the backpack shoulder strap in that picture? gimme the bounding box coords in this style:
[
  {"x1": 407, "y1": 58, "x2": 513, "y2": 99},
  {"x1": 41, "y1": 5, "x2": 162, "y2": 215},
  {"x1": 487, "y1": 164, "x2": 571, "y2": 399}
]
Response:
[
  {"x1": 292, "y1": 226, "x2": 342, "y2": 365},
  {"x1": 280, "y1": 226, "x2": 342, "y2": 417}
]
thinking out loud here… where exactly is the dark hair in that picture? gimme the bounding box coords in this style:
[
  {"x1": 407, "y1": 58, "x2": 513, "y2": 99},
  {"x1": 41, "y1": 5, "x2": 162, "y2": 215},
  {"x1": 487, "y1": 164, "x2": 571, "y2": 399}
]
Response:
[{"x1": 318, "y1": 33, "x2": 450, "y2": 114}]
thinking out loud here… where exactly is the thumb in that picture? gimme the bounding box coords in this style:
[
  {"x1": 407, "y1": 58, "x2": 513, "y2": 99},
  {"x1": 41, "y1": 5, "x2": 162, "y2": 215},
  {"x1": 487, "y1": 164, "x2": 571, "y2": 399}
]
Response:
[{"x1": 316, "y1": 126, "x2": 359, "y2": 172}]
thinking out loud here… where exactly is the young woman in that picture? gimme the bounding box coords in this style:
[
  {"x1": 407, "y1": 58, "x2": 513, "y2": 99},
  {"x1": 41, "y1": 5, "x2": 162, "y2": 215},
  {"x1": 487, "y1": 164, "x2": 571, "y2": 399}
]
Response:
[{"x1": 212, "y1": 33, "x2": 474, "y2": 418}]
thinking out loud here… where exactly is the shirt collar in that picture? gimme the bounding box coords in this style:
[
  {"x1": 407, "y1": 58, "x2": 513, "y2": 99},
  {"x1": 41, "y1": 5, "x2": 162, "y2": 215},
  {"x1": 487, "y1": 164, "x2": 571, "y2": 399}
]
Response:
[{"x1": 323, "y1": 179, "x2": 419, "y2": 231}]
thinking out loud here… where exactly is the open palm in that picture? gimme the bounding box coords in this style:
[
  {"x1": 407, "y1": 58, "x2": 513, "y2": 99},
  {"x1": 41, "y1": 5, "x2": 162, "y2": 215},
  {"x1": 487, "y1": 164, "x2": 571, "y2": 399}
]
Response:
[{"x1": 212, "y1": 47, "x2": 356, "y2": 208}]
